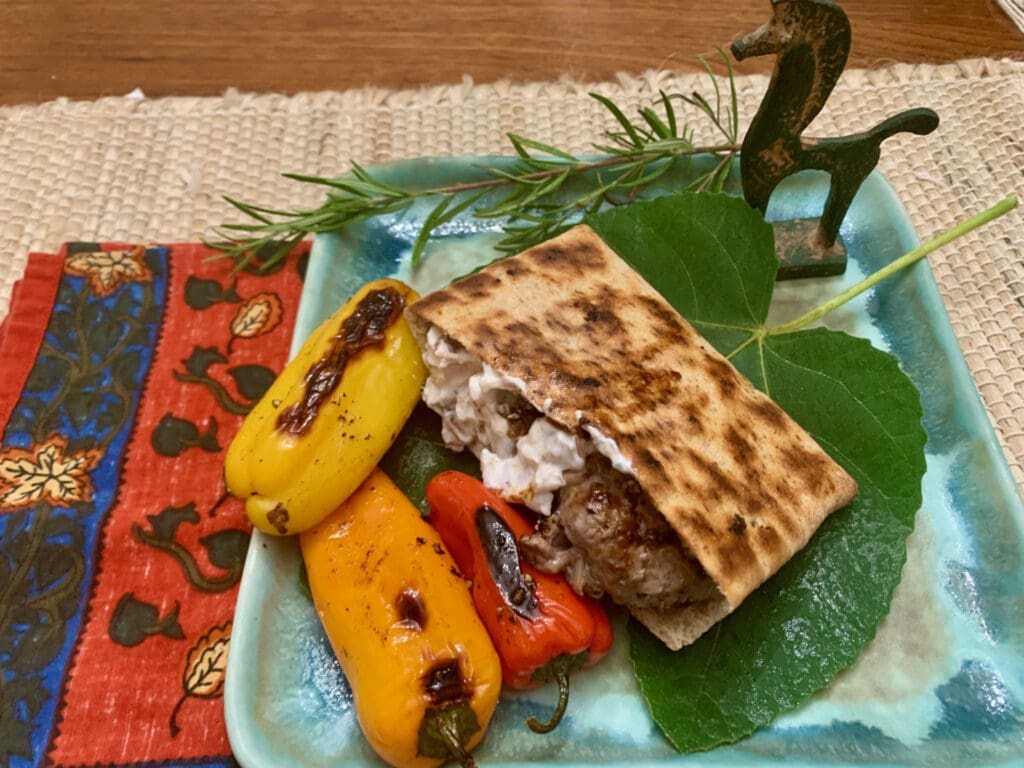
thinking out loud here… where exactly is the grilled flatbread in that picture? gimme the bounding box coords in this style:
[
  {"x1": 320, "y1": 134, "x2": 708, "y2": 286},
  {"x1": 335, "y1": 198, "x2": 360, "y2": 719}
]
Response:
[{"x1": 407, "y1": 224, "x2": 858, "y2": 649}]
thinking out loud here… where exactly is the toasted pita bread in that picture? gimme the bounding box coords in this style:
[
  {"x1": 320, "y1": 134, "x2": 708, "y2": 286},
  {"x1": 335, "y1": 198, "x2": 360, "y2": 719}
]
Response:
[{"x1": 407, "y1": 224, "x2": 857, "y2": 648}]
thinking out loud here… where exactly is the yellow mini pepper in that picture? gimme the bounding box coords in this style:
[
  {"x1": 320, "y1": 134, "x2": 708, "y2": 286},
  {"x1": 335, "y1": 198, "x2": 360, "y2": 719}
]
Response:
[
  {"x1": 300, "y1": 469, "x2": 502, "y2": 768},
  {"x1": 224, "y1": 278, "x2": 427, "y2": 535}
]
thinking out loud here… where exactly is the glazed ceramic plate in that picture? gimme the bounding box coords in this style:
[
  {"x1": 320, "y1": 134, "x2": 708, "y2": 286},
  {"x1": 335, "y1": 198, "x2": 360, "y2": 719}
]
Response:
[{"x1": 224, "y1": 156, "x2": 1024, "y2": 767}]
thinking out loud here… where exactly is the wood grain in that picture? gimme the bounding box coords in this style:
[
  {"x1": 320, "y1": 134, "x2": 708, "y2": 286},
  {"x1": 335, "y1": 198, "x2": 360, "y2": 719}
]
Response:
[{"x1": 1, "y1": 0, "x2": 1021, "y2": 105}]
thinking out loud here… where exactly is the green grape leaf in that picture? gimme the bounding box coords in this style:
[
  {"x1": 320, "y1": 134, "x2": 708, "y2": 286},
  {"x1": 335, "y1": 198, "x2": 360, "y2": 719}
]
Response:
[{"x1": 587, "y1": 193, "x2": 927, "y2": 752}]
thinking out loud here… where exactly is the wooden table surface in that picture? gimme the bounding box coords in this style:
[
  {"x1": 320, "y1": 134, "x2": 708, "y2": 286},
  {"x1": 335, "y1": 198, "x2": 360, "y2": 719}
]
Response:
[{"x1": 2, "y1": 0, "x2": 1023, "y2": 105}]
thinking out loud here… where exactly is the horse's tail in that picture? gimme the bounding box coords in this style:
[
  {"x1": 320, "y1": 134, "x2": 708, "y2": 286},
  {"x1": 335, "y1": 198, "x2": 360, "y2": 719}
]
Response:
[{"x1": 865, "y1": 107, "x2": 940, "y2": 146}]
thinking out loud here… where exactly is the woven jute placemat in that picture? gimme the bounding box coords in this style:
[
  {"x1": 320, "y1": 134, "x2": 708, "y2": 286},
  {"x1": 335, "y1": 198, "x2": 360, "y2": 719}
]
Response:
[{"x1": 1, "y1": 58, "x2": 1022, "y2": 493}]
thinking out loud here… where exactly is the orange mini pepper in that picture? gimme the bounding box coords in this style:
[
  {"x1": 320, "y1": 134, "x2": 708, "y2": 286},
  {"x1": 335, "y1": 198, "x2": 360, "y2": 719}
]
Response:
[
  {"x1": 300, "y1": 468, "x2": 502, "y2": 767},
  {"x1": 425, "y1": 470, "x2": 613, "y2": 733}
]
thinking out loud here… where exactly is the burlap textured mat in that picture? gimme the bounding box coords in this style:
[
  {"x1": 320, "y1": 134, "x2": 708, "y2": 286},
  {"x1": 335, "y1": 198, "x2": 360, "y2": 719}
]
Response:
[{"x1": 0, "y1": 58, "x2": 1021, "y2": 492}]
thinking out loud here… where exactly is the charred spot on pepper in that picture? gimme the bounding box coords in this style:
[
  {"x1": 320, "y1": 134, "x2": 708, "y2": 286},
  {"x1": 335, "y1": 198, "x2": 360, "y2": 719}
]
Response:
[
  {"x1": 267, "y1": 504, "x2": 290, "y2": 535},
  {"x1": 275, "y1": 287, "x2": 406, "y2": 436},
  {"x1": 360, "y1": 546, "x2": 376, "y2": 573},
  {"x1": 395, "y1": 588, "x2": 426, "y2": 631},
  {"x1": 476, "y1": 504, "x2": 539, "y2": 619},
  {"x1": 422, "y1": 657, "x2": 472, "y2": 707}
]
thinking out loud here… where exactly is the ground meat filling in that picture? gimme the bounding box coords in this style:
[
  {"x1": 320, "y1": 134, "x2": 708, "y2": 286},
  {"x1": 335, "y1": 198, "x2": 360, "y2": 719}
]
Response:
[{"x1": 521, "y1": 455, "x2": 718, "y2": 612}]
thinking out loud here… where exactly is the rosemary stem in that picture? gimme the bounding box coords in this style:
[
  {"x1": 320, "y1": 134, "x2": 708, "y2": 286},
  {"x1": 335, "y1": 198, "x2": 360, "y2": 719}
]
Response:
[
  {"x1": 768, "y1": 195, "x2": 1019, "y2": 336},
  {"x1": 450, "y1": 143, "x2": 741, "y2": 194},
  {"x1": 695, "y1": 151, "x2": 736, "y2": 193},
  {"x1": 248, "y1": 142, "x2": 742, "y2": 227}
]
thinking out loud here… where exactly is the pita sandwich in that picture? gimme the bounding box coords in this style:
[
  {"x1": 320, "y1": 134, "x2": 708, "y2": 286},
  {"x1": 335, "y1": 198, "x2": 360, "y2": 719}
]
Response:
[{"x1": 406, "y1": 224, "x2": 858, "y2": 650}]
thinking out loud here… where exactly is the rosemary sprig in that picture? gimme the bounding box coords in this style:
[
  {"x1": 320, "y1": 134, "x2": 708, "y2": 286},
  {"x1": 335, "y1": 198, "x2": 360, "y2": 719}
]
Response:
[{"x1": 210, "y1": 52, "x2": 741, "y2": 271}]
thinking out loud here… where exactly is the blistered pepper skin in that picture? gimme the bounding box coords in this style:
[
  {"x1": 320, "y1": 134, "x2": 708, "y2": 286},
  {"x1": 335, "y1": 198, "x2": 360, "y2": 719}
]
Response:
[
  {"x1": 224, "y1": 278, "x2": 426, "y2": 536},
  {"x1": 300, "y1": 469, "x2": 502, "y2": 768},
  {"x1": 425, "y1": 471, "x2": 613, "y2": 732}
]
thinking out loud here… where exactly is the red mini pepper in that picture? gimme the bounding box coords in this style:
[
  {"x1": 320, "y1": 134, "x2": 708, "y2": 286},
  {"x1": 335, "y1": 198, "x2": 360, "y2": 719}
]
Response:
[{"x1": 425, "y1": 470, "x2": 613, "y2": 733}]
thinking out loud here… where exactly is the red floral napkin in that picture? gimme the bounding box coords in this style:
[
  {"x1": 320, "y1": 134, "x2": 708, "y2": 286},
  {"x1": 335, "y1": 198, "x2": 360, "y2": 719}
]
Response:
[{"x1": 0, "y1": 242, "x2": 308, "y2": 767}]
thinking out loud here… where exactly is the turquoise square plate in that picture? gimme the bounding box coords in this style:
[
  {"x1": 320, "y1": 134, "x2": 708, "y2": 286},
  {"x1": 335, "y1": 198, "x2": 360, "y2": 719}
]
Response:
[{"x1": 224, "y1": 156, "x2": 1024, "y2": 767}]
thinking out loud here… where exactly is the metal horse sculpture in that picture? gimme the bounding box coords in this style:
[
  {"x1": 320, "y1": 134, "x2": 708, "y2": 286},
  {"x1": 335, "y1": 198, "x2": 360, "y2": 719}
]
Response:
[{"x1": 732, "y1": 0, "x2": 939, "y2": 277}]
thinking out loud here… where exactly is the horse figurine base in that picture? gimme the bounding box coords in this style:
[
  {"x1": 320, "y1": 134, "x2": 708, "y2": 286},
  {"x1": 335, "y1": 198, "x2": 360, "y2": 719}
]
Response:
[
  {"x1": 773, "y1": 218, "x2": 847, "y2": 279},
  {"x1": 733, "y1": 0, "x2": 938, "y2": 280}
]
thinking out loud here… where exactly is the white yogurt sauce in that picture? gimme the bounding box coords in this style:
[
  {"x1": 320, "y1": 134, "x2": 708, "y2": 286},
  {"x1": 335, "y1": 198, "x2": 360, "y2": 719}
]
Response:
[{"x1": 420, "y1": 324, "x2": 634, "y2": 514}]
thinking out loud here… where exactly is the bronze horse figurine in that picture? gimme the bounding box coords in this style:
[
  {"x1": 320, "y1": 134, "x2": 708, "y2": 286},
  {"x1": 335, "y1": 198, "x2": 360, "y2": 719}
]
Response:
[{"x1": 732, "y1": 0, "x2": 938, "y2": 261}]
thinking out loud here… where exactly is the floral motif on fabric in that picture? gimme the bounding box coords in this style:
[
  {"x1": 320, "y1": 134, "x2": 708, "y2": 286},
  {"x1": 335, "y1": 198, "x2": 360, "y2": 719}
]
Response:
[
  {"x1": 0, "y1": 434, "x2": 102, "y2": 510},
  {"x1": 64, "y1": 245, "x2": 154, "y2": 297}
]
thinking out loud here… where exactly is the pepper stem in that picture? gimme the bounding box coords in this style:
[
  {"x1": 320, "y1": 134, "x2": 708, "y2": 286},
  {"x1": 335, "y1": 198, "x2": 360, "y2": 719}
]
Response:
[
  {"x1": 526, "y1": 665, "x2": 571, "y2": 734},
  {"x1": 435, "y1": 716, "x2": 477, "y2": 768},
  {"x1": 417, "y1": 703, "x2": 481, "y2": 768}
]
